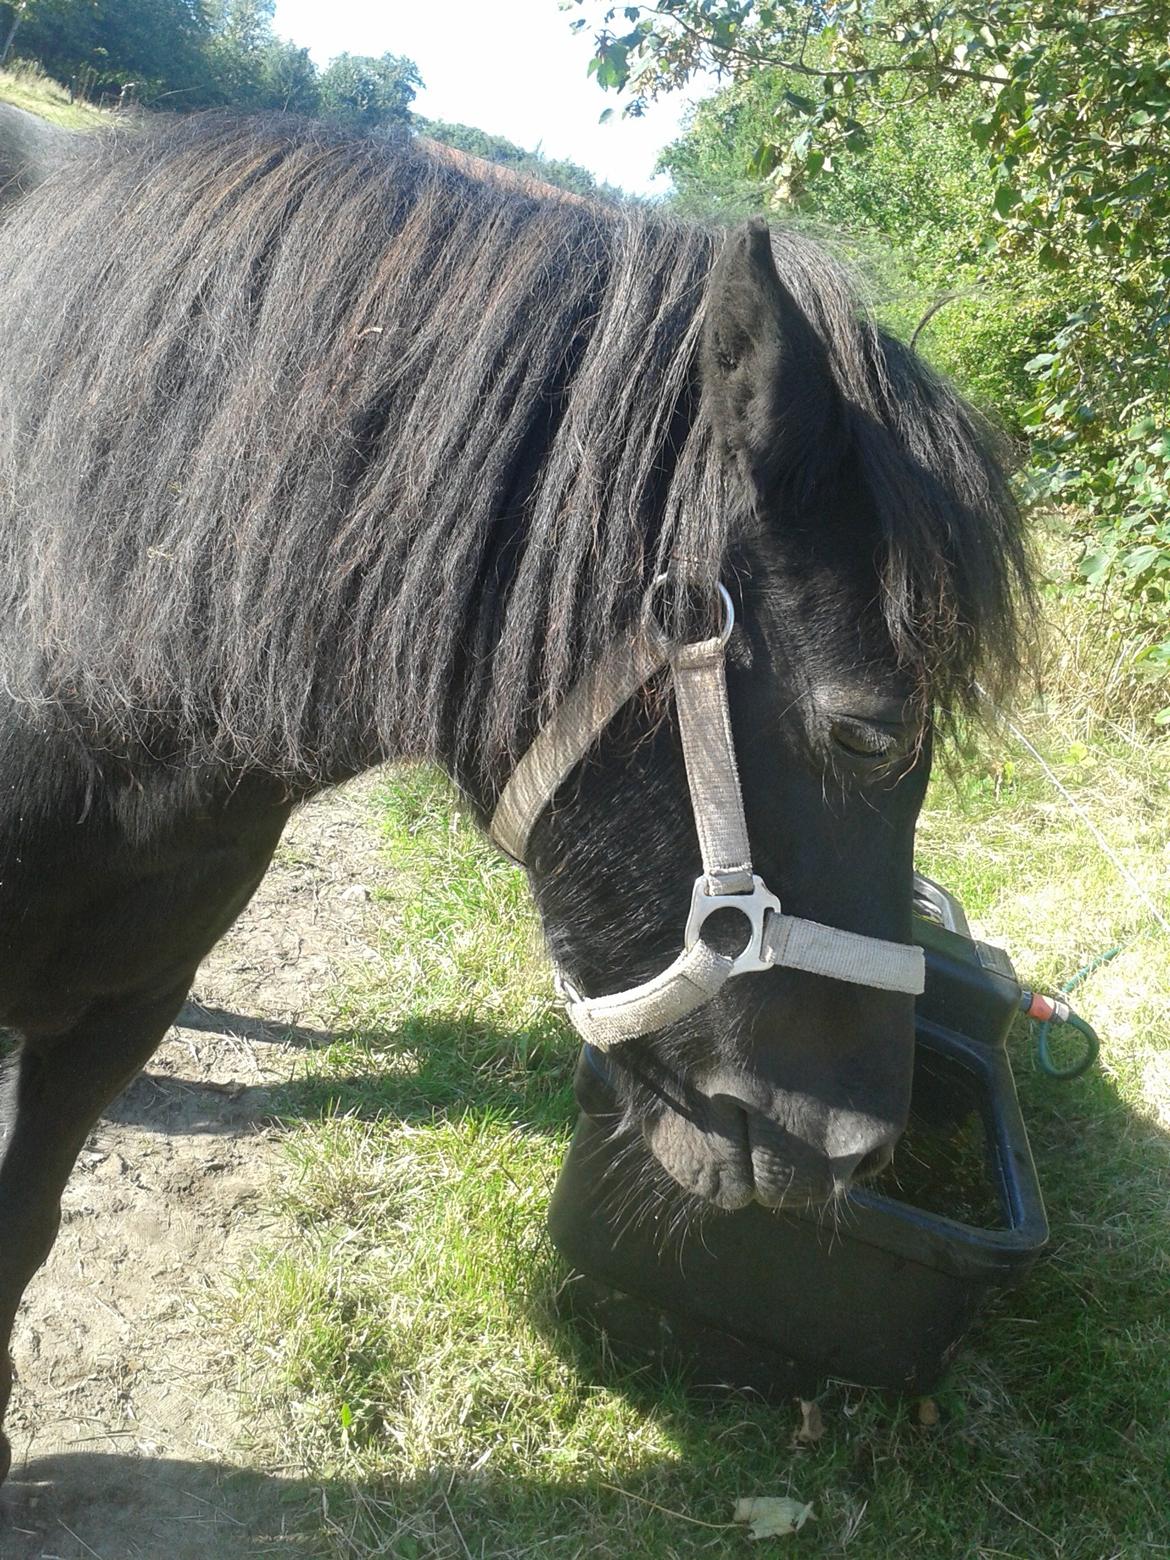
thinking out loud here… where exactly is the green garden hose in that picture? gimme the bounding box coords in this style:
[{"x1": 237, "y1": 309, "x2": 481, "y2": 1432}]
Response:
[{"x1": 1019, "y1": 947, "x2": 1118, "y2": 1080}]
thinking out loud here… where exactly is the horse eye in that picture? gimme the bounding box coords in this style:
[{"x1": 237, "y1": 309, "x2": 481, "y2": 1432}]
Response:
[{"x1": 830, "y1": 719, "x2": 897, "y2": 763}]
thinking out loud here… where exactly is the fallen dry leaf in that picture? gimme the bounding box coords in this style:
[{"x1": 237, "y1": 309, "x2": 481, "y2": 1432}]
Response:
[
  {"x1": 793, "y1": 1399, "x2": 825, "y2": 1445},
  {"x1": 733, "y1": 1496, "x2": 815, "y2": 1539}
]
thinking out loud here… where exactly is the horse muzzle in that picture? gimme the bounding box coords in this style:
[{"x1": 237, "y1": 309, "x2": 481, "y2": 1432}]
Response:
[{"x1": 643, "y1": 1075, "x2": 903, "y2": 1211}]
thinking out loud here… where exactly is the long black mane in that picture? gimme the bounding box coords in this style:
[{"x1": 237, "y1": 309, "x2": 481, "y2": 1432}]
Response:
[{"x1": 0, "y1": 115, "x2": 1027, "y2": 790}]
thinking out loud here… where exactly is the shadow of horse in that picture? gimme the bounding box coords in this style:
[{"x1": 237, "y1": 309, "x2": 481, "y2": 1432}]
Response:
[
  {"x1": 47, "y1": 1004, "x2": 1170, "y2": 1556},
  {"x1": 102, "y1": 1008, "x2": 579, "y2": 1140},
  {"x1": 2, "y1": 1450, "x2": 697, "y2": 1559},
  {"x1": 178, "y1": 999, "x2": 336, "y2": 1051}
]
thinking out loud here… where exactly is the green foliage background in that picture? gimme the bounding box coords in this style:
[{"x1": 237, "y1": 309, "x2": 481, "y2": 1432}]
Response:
[
  {"x1": 416, "y1": 116, "x2": 618, "y2": 200},
  {"x1": 580, "y1": 0, "x2": 1170, "y2": 715},
  {"x1": 2, "y1": 0, "x2": 317, "y2": 110},
  {"x1": 660, "y1": 70, "x2": 1062, "y2": 430}
]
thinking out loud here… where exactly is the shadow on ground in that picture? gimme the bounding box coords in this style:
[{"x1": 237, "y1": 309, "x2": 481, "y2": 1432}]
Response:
[
  {"x1": 1, "y1": 1452, "x2": 318, "y2": 1559},
  {"x1": 2, "y1": 1448, "x2": 778, "y2": 1560},
  {"x1": 2, "y1": 1450, "x2": 670, "y2": 1559},
  {"x1": 104, "y1": 1008, "x2": 579, "y2": 1140},
  {"x1": 52, "y1": 1002, "x2": 1168, "y2": 1558},
  {"x1": 180, "y1": 999, "x2": 335, "y2": 1050}
]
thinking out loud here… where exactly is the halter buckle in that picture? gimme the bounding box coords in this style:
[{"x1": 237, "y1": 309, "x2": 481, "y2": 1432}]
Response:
[{"x1": 684, "y1": 874, "x2": 781, "y2": 977}]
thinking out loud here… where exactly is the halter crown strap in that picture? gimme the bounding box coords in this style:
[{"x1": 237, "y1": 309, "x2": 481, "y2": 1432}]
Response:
[{"x1": 490, "y1": 586, "x2": 925, "y2": 1050}]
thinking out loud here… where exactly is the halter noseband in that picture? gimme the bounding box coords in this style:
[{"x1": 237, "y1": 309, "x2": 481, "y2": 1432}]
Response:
[{"x1": 490, "y1": 582, "x2": 925, "y2": 1051}]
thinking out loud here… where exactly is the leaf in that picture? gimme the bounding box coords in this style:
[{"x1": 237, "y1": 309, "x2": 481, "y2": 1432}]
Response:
[
  {"x1": 733, "y1": 1497, "x2": 815, "y2": 1539},
  {"x1": 1121, "y1": 544, "x2": 1163, "y2": 577},
  {"x1": 749, "y1": 140, "x2": 779, "y2": 178},
  {"x1": 793, "y1": 1399, "x2": 825, "y2": 1444},
  {"x1": 993, "y1": 183, "x2": 1021, "y2": 217},
  {"x1": 842, "y1": 121, "x2": 869, "y2": 154}
]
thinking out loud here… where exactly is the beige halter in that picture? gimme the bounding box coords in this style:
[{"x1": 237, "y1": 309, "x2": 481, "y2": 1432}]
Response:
[{"x1": 491, "y1": 583, "x2": 924, "y2": 1051}]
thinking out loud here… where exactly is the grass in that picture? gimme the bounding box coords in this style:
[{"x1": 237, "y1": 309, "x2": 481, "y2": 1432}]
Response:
[
  {"x1": 213, "y1": 536, "x2": 1169, "y2": 1556},
  {"x1": 0, "y1": 62, "x2": 116, "y2": 131}
]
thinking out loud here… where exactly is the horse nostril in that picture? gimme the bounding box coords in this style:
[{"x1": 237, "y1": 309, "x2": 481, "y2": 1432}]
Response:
[
  {"x1": 854, "y1": 1142, "x2": 894, "y2": 1180},
  {"x1": 832, "y1": 1140, "x2": 895, "y2": 1189}
]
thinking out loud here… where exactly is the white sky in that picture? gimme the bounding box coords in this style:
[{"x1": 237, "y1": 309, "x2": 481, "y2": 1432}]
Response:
[{"x1": 270, "y1": 0, "x2": 705, "y2": 194}]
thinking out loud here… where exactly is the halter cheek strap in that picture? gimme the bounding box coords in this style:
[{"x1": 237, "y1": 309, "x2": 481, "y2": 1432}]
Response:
[{"x1": 490, "y1": 587, "x2": 925, "y2": 1051}]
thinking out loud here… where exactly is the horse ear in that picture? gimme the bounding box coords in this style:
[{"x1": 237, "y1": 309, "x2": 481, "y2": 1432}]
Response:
[{"x1": 702, "y1": 218, "x2": 840, "y2": 502}]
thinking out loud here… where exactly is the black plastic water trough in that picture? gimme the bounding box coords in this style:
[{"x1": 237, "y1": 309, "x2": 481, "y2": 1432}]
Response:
[{"x1": 547, "y1": 878, "x2": 1049, "y2": 1397}]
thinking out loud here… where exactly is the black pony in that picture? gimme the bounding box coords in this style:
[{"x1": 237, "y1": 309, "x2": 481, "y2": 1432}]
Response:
[{"x1": 0, "y1": 115, "x2": 1029, "y2": 1479}]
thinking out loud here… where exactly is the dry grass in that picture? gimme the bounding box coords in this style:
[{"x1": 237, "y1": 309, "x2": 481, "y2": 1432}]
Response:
[
  {"x1": 1030, "y1": 512, "x2": 1170, "y2": 735},
  {"x1": 0, "y1": 62, "x2": 116, "y2": 131}
]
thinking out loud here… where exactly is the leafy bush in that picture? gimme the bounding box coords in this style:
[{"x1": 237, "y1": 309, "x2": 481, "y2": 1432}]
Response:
[
  {"x1": 660, "y1": 71, "x2": 1063, "y2": 434},
  {"x1": 578, "y1": 0, "x2": 1170, "y2": 712},
  {"x1": 318, "y1": 51, "x2": 419, "y2": 130}
]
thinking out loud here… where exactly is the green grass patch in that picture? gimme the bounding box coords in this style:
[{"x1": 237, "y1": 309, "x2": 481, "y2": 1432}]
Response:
[
  {"x1": 0, "y1": 63, "x2": 114, "y2": 131},
  {"x1": 223, "y1": 736, "x2": 1169, "y2": 1557}
]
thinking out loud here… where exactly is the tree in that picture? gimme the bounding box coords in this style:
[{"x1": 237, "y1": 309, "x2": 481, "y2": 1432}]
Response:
[
  {"x1": 319, "y1": 52, "x2": 421, "y2": 130},
  {"x1": 254, "y1": 37, "x2": 319, "y2": 114},
  {"x1": 8, "y1": 0, "x2": 211, "y2": 101},
  {"x1": 0, "y1": 0, "x2": 36, "y2": 67},
  {"x1": 572, "y1": 0, "x2": 1170, "y2": 687},
  {"x1": 5, "y1": 0, "x2": 323, "y2": 112},
  {"x1": 199, "y1": 0, "x2": 320, "y2": 112},
  {"x1": 419, "y1": 117, "x2": 618, "y2": 200},
  {"x1": 658, "y1": 67, "x2": 1063, "y2": 431},
  {"x1": 205, "y1": 0, "x2": 274, "y2": 58}
]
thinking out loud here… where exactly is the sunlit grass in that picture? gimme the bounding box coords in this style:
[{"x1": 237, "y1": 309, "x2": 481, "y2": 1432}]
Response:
[{"x1": 0, "y1": 63, "x2": 115, "y2": 131}]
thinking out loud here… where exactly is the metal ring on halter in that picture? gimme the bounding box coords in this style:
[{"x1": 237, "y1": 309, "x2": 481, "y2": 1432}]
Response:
[
  {"x1": 648, "y1": 575, "x2": 735, "y2": 647},
  {"x1": 714, "y1": 581, "x2": 734, "y2": 646}
]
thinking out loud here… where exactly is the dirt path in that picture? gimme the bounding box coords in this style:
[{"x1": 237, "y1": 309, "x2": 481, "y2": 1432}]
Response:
[{"x1": 0, "y1": 775, "x2": 391, "y2": 1559}]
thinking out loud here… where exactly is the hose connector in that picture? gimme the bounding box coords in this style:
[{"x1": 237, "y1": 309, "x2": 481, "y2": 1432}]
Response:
[{"x1": 1019, "y1": 990, "x2": 1100, "y2": 1080}]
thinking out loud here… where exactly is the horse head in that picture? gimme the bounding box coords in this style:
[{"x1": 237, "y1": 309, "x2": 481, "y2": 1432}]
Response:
[{"x1": 517, "y1": 219, "x2": 1020, "y2": 1211}]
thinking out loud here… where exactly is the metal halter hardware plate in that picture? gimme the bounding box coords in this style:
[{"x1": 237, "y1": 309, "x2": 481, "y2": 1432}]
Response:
[{"x1": 684, "y1": 874, "x2": 782, "y2": 977}]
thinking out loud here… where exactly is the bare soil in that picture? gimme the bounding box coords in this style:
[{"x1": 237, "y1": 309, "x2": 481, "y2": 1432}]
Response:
[{"x1": 0, "y1": 775, "x2": 390, "y2": 1559}]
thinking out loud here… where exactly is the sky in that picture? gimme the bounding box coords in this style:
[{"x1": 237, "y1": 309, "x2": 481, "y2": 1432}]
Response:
[{"x1": 270, "y1": 0, "x2": 706, "y2": 194}]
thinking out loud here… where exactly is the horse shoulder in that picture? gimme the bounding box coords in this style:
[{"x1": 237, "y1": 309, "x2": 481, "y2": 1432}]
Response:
[{"x1": 0, "y1": 723, "x2": 293, "y2": 1038}]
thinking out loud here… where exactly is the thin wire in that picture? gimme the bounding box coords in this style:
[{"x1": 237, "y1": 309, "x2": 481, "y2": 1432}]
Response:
[{"x1": 975, "y1": 685, "x2": 1170, "y2": 937}]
